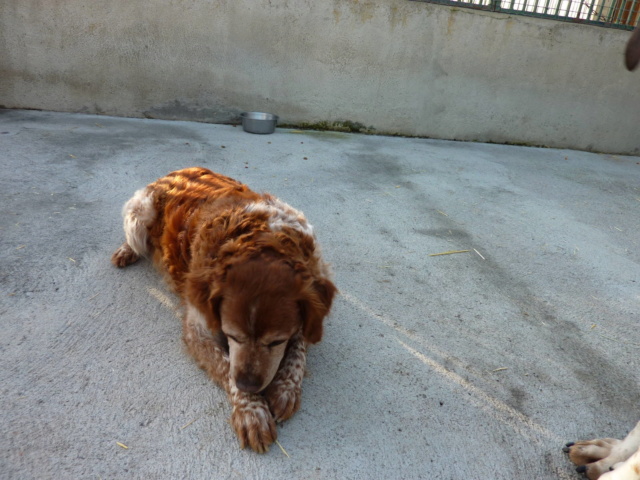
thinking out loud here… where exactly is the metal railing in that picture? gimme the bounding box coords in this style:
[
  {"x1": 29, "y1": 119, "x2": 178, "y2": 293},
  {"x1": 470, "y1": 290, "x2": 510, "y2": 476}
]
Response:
[{"x1": 411, "y1": 0, "x2": 640, "y2": 29}]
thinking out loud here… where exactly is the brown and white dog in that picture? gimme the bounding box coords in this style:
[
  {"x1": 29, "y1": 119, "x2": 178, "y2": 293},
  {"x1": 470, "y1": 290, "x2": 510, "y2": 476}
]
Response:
[
  {"x1": 563, "y1": 27, "x2": 640, "y2": 480},
  {"x1": 112, "y1": 167, "x2": 336, "y2": 452}
]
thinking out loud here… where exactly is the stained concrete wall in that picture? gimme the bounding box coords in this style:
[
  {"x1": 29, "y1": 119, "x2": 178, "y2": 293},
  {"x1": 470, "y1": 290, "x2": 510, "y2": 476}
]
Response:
[{"x1": 0, "y1": 0, "x2": 638, "y2": 154}]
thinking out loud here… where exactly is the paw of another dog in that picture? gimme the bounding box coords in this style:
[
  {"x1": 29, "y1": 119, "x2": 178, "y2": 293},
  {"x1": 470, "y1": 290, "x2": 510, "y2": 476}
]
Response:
[{"x1": 564, "y1": 438, "x2": 622, "y2": 479}]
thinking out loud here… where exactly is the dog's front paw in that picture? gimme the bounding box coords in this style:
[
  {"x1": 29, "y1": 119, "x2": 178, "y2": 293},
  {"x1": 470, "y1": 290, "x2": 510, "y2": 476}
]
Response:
[
  {"x1": 265, "y1": 379, "x2": 302, "y2": 423},
  {"x1": 230, "y1": 396, "x2": 277, "y2": 453}
]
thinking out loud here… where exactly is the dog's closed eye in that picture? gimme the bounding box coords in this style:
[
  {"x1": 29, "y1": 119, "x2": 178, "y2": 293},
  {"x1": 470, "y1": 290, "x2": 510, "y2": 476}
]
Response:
[{"x1": 226, "y1": 334, "x2": 243, "y2": 344}]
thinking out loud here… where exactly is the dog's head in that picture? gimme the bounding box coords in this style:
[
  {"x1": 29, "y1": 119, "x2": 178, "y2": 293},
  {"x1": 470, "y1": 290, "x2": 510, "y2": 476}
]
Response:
[{"x1": 187, "y1": 253, "x2": 336, "y2": 393}]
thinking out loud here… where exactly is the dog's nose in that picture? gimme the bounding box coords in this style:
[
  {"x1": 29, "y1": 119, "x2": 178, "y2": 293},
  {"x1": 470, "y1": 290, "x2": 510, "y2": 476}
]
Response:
[{"x1": 235, "y1": 374, "x2": 263, "y2": 393}]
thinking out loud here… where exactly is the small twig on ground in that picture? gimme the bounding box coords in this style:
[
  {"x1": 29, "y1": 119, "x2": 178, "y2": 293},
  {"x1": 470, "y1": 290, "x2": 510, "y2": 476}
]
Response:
[
  {"x1": 428, "y1": 250, "x2": 470, "y2": 257},
  {"x1": 275, "y1": 439, "x2": 290, "y2": 458}
]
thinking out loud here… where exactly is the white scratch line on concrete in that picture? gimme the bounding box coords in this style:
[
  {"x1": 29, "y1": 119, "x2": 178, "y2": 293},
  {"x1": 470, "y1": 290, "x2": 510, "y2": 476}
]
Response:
[
  {"x1": 342, "y1": 291, "x2": 464, "y2": 366},
  {"x1": 147, "y1": 287, "x2": 181, "y2": 318},
  {"x1": 398, "y1": 340, "x2": 556, "y2": 442},
  {"x1": 341, "y1": 291, "x2": 560, "y2": 444}
]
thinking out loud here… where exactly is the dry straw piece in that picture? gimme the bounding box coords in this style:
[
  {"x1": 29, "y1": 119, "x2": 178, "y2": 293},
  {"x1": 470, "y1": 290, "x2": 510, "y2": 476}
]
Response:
[
  {"x1": 428, "y1": 250, "x2": 470, "y2": 257},
  {"x1": 275, "y1": 439, "x2": 290, "y2": 458}
]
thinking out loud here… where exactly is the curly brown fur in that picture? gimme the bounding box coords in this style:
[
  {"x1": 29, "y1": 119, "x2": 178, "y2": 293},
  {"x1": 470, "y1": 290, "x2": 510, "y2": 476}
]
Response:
[{"x1": 112, "y1": 167, "x2": 336, "y2": 452}]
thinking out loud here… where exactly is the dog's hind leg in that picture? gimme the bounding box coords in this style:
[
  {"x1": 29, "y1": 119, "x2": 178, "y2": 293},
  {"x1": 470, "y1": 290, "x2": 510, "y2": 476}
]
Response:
[
  {"x1": 112, "y1": 187, "x2": 157, "y2": 267},
  {"x1": 112, "y1": 243, "x2": 140, "y2": 267}
]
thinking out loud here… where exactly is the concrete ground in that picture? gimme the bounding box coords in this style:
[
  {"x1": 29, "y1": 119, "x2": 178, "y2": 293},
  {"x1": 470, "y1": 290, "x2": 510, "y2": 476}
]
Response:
[{"x1": 1, "y1": 108, "x2": 639, "y2": 480}]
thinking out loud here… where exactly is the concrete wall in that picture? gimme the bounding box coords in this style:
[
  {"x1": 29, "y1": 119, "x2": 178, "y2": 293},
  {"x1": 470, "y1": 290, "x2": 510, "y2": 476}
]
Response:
[{"x1": 1, "y1": 0, "x2": 638, "y2": 154}]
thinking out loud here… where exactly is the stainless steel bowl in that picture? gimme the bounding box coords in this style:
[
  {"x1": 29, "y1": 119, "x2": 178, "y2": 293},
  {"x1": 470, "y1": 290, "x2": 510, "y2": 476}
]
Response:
[{"x1": 240, "y1": 112, "x2": 278, "y2": 134}]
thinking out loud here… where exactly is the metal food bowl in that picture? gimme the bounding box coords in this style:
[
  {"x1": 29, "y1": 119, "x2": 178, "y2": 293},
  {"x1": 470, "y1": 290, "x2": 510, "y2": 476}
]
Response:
[{"x1": 240, "y1": 112, "x2": 278, "y2": 134}]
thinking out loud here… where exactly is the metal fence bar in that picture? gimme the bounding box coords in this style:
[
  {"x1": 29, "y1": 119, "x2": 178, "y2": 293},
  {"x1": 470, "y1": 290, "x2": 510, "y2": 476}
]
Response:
[
  {"x1": 628, "y1": 0, "x2": 637, "y2": 22},
  {"x1": 631, "y1": 0, "x2": 640, "y2": 23},
  {"x1": 609, "y1": 0, "x2": 618, "y2": 22},
  {"x1": 615, "y1": 0, "x2": 625, "y2": 23},
  {"x1": 532, "y1": 0, "x2": 541, "y2": 13},
  {"x1": 576, "y1": 0, "x2": 586, "y2": 17},
  {"x1": 568, "y1": 0, "x2": 575, "y2": 17},
  {"x1": 579, "y1": 0, "x2": 602, "y2": 21},
  {"x1": 595, "y1": 0, "x2": 607, "y2": 21},
  {"x1": 410, "y1": 0, "x2": 638, "y2": 27},
  {"x1": 543, "y1": 0, "x2": 553, "y2": 15}
]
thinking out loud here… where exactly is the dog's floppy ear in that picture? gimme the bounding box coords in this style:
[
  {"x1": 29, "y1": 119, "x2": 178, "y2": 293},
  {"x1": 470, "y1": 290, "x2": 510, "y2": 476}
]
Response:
[
  {"x1": 626, "y1": 26, "x2": 640, "y2": 71},
  {"x1": 185, "y1": 267, "x2": 223, "y2": 333},
  {"x1": 299, "y1": 276, "x2": 337, "y2": 344}
]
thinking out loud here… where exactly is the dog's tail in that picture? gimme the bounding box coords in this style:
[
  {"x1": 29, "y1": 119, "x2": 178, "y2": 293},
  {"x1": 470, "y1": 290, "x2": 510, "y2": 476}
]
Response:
[{"x1": 625, "y1": 26, "x2": 640, "y2": 71}]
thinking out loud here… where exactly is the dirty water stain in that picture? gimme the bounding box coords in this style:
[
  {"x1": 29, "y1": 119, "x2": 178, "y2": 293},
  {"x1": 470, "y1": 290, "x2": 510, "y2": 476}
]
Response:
[{"x1": 286, "y1": 130, "x2": 350, "y2": 141}]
